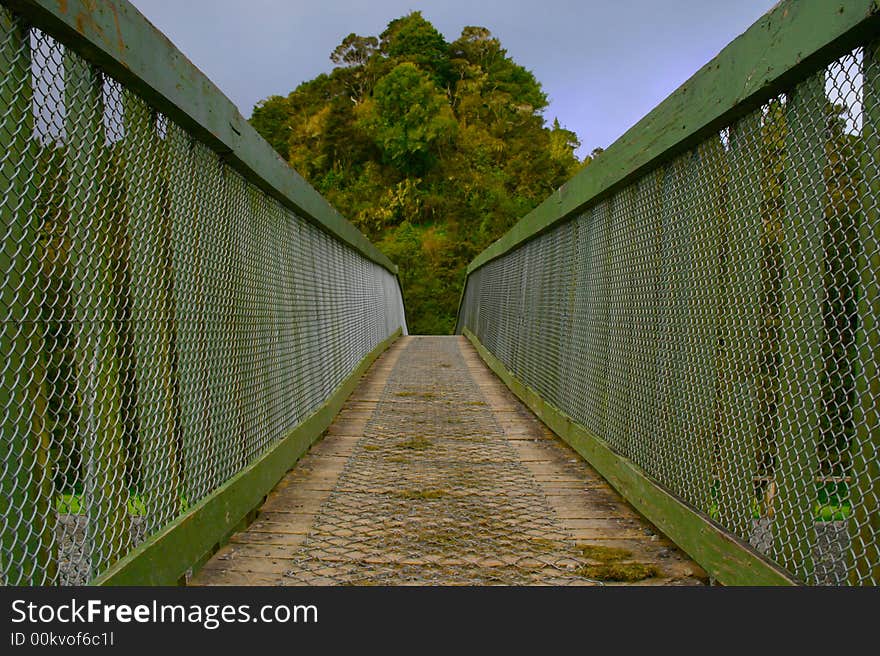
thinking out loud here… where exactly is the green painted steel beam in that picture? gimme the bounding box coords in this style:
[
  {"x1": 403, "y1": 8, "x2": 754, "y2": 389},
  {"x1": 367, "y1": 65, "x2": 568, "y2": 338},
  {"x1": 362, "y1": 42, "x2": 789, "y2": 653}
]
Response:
[
  {"x1": 773, "y1": 72, "x2": 826, "y2": 583},
  {"x1": 0, "y1": 7, "x2": 54, "y2": 585},
  {"x1": 65, "y1": 51, "x2": 131, "y2": 577},
  {"x1": 851, "y1": 39, "x2": 880, "y2": 586},
  {"x1": 7, "y1": 0, "x2": 397, "y2": 276},
  {"x1": 463, "y1": 0, "x2": 880, "y2": 278},
  {"x1": 714, "y1": 112, "x2": 763, "y2": 538},
  {"x1": 464, "y1": 328, "x2": 797, "y2": 586},
  {"x1": 92, "y1": 328, "x2": 401, "y2": 586},
  {"x1": 120, "y1": 97, "x2": 181, "y2": 535}
]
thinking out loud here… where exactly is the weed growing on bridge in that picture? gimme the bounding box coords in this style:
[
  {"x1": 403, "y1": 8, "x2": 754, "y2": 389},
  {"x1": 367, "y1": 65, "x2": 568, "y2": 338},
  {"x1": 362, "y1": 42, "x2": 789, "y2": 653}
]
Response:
[
  {"x1": 575, "y1": 543, "x2": 660, "y2": 582},
  {"x1": 528, "y1": 537, "x2": 564, "y2": 554},
  {"x1": 395, "y1": 488, "x2": 449, "y2": 500},
  {"x1": 577, "y1": 562, "x2": 660, "y2": 582},
  {"x1": 577, "y1": 544, "x2": 631, "y2": 561},
  {"x1": 398, "y1": 436, "x2": 433, "y2": 450},
  {"x1": 395, "y1": 391, "x2": 437, "y2": 399}
]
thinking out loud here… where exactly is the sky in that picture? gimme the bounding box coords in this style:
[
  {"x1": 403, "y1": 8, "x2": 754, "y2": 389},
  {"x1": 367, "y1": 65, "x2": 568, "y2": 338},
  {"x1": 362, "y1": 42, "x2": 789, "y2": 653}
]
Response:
[{"x1": 128, "y1": 0, "x2": 779, "y2": 159}]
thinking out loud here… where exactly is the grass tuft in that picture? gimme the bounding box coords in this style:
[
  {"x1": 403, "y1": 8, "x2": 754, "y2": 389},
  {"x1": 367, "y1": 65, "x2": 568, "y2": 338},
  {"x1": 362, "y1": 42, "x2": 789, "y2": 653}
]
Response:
[
  {"x1": 395, "y1": 488, "x2": 448, "y2": 501},
  {"x1": 575, "y1": 542, "x2": 661, "y2": 582},
  {"x1": 577, "y1": 562, "x2": 660, "y2": 582},
  {"x1": 398, "y1": 436, "x2": 433, "y2": 450}
]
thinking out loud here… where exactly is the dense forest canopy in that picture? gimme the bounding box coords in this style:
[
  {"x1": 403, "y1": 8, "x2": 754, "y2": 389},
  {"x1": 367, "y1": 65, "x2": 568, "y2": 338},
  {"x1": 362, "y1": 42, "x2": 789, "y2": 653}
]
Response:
[{"x1": 249, "y1": 12, "x2": 590, "y2": 334}]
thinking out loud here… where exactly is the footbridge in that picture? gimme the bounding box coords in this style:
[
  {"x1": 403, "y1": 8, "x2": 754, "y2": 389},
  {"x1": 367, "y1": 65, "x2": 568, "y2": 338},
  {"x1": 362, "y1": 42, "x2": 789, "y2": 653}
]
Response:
[{"x1": 0, "y1": 0, "x2": 878, "y2": 586}]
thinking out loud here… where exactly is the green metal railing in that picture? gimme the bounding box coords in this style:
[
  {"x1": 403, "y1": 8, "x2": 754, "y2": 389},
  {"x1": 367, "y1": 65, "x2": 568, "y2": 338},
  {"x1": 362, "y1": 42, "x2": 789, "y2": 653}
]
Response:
[
  {"x1": 0, "y1": 0, "x2": 406, "y2": 585},
  {"x1": 457, "y1": 0, "x2": 880, "y2": 585}
]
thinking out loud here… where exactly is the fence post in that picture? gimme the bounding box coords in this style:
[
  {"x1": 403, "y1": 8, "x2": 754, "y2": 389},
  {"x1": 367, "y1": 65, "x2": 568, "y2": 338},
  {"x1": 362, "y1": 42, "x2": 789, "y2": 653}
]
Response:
[
  {"x1": 560, "y1": 217, "x2": 580, "y2": 414},
  {"x1": 221, "y1": 172, "x2": 250, "y2": 474},
  {"x1": 850, "y1": 40, "x2": 880, "y2": 585},
  {"x1": 715, "y1": 114, "x2": 763, "y2": 536},
  {"x1": 683, "y1": 146, "x2": 720, "y2": 512},
  {"x1": 773, "y1": 72, "x2": 827, "y2": 582},
  {"x1": 0, "y1": 7, "x2": 54, "y2": 585},
  {"x1": 64, "y1": 53, "x2": 130, "y2": 577},
  {"x1": 654, "y1": 164, "x2": 681, "y2": 485},
  {"x1": 166, "y1": 132, "x2": 212, "y2": 506},
  {"x1": 120, "y1": 96, "x2": 180, "y2": 534},
  {"x1": 636, "y1": 172, "x2": 664, "y2": 478},
  {"x1": 604, "y1": 192, "x2": 636, "y2": 457},
  {"x1": 193, "y1": 148, "x2": 224, "y2": 492}
]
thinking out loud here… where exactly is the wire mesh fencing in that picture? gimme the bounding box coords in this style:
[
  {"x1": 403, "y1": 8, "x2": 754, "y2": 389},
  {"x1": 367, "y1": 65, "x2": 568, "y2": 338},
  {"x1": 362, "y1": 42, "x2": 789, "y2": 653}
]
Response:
[
  {"x1": 0, "y1": 6, "x2": 405, "y2": 585},
  {"x1": 459, "y1": 42, "x2": 879, "y2": 585}
]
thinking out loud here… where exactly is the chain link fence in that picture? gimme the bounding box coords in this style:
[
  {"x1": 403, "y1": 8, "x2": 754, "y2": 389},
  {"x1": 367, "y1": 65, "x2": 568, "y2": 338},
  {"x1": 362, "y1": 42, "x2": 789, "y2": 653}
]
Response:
[
  {"x1": 459, "y1": 41, "x2": 879, "y2": 585},
  {"x1": 0, "y1": 5, "x2": 405, "y2": 585}
]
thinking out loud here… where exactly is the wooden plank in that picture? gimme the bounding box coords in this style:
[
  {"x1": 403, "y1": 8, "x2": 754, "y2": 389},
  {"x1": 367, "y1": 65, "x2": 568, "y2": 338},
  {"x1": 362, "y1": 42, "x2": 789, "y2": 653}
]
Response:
[
  {"x1": 92, "y1": 328, "x2": 400, "y2": 585},
  {"x1": 463, "y1": 0, "x2": 880, "y2": 277},
  {"x1": 65, "y1": 51, "x2": 130, "y2": 577},
  {"x1": 465, "y1": 328, "x2": 797, "y2": 585},
  {"x1": 850, "y1": 39, "x2": 880, "y2": 585},
  {"x1": 191, "y1": 570, "x2": 282, "y2": 586},
  {"x1": 0, "y1": 9, "x2": 54, "y2": 585}
]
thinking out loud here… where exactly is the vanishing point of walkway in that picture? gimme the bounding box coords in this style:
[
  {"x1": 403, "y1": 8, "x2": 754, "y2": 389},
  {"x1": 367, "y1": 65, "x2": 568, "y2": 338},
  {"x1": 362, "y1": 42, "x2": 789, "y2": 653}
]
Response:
[{"x1": 193, "y1": 336, "x2": 706, "y2": 586}]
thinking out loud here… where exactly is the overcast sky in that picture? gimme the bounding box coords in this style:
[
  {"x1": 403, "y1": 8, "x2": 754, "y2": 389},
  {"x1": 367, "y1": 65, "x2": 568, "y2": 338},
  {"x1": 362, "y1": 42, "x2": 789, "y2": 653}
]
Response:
[{"x1": 129, "y1": 0, "x2": 778, "y2": 159}]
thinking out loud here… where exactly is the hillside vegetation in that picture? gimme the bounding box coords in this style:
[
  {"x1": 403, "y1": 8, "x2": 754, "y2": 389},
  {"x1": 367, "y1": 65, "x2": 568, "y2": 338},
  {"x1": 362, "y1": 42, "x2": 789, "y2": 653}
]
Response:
[{"x1": 250, "y1": 12, "x2": 589, "y2": 333}]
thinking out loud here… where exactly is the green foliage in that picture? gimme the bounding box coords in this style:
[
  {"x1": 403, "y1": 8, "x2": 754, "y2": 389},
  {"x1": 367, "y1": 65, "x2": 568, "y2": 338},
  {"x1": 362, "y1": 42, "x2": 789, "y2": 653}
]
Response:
[
  {"x1": 249, "y1": 12, "x2": 584, "y2": 333},
  {"x1": 331, "y1": 33, "x2": 379, "y2": 68},
  {"x1": 359, "y1": 63, "x2": 457, "y2": 171},
  {"x1": 250, "y1": 95, "x2": 292, "y2": 160},
  {"x1": 380, "y1": 11, "x2": 451, "y2": 84},
  {"x1": 55, "y1": 493, "x2": 188, "y2": 517}
]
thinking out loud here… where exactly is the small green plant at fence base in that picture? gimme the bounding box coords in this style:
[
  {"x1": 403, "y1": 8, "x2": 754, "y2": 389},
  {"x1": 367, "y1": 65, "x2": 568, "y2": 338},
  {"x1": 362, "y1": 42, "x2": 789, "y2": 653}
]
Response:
[
  {"x1": 55, "y1": 493, "x2": 190, "y2": 516},
  {"x1": 706, "y1": 481, "x2": 851, "y2": 522},
  {"x1": 814, "y1": 481, "x2": 851, "y2": 521},
  {"x1": 55, "y1": 494, "x2": 85, "y2": 515}
]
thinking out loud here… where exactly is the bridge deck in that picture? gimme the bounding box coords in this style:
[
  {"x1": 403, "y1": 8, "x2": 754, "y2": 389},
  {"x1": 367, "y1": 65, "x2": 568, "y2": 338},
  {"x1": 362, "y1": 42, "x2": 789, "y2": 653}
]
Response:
[{"x1": 192, "y1": 336, "x2": 706, "y2": 586}]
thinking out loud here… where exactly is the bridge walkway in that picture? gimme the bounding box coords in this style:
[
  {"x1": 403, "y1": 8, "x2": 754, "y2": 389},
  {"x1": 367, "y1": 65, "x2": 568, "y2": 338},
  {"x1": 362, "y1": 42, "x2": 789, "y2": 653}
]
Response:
[{"x1": 192, "y1": 336, "x2": 706, "y2": 586}]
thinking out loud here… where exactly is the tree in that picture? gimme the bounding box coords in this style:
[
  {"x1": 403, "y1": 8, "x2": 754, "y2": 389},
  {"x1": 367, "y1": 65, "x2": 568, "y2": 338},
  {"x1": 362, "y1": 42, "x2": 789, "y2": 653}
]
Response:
[
  {"x1": 449, "y1": 26, "x2": 501, "y2": 72},
  {"x1": 380, "y1": 11, "x2": 450, "y2": 83},
  {"x1": 330, "y1": 33, "x2": 378, "y2": 67},
  {"x1": 250, "y1": 95, "x2": 292, "y2": 159},
  {"x1": 330, "y1": 33, "x2": 379, "y2": 101},
  {"x1": 358, "y1": 63, "x2": 457, "y2": 172},
  {"x1": 249, "y1": 13, "x2": 585, "y2": 333},
  {"x1": 549, "y1": 118, "x2": 583, "y2": 178}
]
